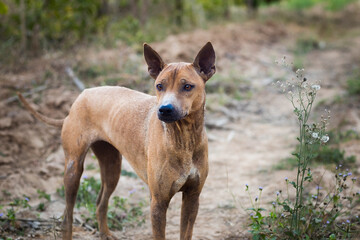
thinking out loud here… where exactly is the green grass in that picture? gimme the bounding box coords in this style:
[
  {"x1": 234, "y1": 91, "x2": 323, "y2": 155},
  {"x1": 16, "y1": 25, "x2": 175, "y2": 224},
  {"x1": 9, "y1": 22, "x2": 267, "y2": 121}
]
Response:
[
  {"x1": 107, "y1": 196, "x2": 145, "y2": 230},
  {"x1": 205, "y1": 66, "x2": 252, "y2": 107},
  {"x1": 121, "y1": 169, "x2": 138, "y2": 179},
  {"x1": 290, "y1": 35, "x2": 322, "y2": 71},
  {"x1": 347, "y1": 71, "x2": 360, "y2": 95},
  {"x1": 0, "y1": 196, "x2": 31, "y2": 235},
  {"x1": 291, "y1": 35, "x2": 323, "y2": 71},
  {"x1": 284, "y1": 0, "x2": 357, "y2": 11},
  {"x1": 285, "y1": 0, "x2": 318, "y2": 10},
  {"x1": 328, "y1": 129, "x2": 360, "y2": 143},
  {"x1": 85, "y1": 163, "x2": 96, "y2": 170},
  {"x1": 325, "y1": 0, "x2": 357, "y2": 11},
  {"x1": 37, "y1": 190, "x2": 51, "y2": 202},
  {"x1": 56, "y1": 176, "x2": 144, "y2": 230},
  {"x1": 294, "y1": 36, "x2": 321, "y2": 55},
  {"x1": 76, "y1": 64, "x2": 118, "y2": 85},
  {"x1": 274, "y1": 145, "x2": 356, "y2": 170}
]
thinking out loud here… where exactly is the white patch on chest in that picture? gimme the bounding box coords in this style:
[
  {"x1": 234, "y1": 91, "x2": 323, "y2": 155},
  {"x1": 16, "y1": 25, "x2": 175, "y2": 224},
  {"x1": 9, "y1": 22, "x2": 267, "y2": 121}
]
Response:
[
  {"x1": 173, "y1": 166, "x2": 200, "y2": 191},
  {"x1": 189, "y1": 166, "x2": 199, "y2": 179}
]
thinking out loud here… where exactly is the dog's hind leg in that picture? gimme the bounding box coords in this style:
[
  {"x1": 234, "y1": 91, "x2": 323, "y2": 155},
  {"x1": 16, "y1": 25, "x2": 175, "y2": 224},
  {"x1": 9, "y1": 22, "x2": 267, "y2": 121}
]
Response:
[
  {"x1": 91, "y1": 141, "x2": 122, "y2": 240},
  {"x1": 61, "y1": 132, "x2": 90, "y2": 240}
]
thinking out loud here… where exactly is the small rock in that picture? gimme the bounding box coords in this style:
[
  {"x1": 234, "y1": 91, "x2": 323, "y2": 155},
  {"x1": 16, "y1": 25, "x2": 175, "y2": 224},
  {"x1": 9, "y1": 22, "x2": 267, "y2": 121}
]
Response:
[
  {"x1": 30, "y1": 135, "x2": 45, "y2": 149},
  {"x1": 29, "y1": 221, "x2": 40, "y2": 229},
  {"x1": 39, "y1": 167, "x2": 49, "y2": 177},
  {"x1": 0, "y1": 117, "x2": 12, "y2": 128}
]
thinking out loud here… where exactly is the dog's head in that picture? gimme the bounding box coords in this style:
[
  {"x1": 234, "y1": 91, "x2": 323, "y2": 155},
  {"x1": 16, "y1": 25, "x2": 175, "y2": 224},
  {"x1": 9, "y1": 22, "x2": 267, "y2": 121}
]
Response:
[{"x1": 144, "y1": 42, "x2": 216, "y2": 123}]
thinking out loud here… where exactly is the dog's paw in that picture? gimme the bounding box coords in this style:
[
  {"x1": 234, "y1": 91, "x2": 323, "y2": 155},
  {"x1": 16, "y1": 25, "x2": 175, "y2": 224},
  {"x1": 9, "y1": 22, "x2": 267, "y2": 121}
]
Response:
[{"x1": 100, "y1": 232, "x2": 119, "y2": 240}]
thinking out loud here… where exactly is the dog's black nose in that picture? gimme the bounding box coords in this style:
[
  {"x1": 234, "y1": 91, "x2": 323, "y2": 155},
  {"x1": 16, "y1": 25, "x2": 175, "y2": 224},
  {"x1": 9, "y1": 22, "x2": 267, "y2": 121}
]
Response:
[
  {"x1": 158, "y1": 104, "x2": 174, "y2": 116},
  {"x1": 158, "y1": 104, "x2": 182, "y2": 123}
]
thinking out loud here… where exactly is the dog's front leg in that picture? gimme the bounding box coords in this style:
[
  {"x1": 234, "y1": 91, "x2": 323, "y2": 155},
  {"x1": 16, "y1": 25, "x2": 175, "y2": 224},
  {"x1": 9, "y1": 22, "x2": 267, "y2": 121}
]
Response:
[
  {"x1": 180, "y1": 191, "x2": 200, "y2": 240},
  {"x1": 150, "y1": 196, "x2": 170, "y2": 240},
  {"x1": 180, "y1": 149, "x2": 208, "y2": 240},
  {"x1": 147, "y1": 162, "x2": 174, "y2": 240}
]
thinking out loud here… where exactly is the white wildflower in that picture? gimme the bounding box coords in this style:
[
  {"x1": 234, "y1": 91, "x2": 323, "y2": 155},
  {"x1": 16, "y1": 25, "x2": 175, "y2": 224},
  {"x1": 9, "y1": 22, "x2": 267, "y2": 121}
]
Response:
[
  {"x1": 321, "y1": 135, "x2": 329, "y2": 143},
  {"x1": 312, "y1": 132, "x2": 319, "y2": 139},
  {"x1": 311, "y1": 84, "x2": 321, "y2": 91}
]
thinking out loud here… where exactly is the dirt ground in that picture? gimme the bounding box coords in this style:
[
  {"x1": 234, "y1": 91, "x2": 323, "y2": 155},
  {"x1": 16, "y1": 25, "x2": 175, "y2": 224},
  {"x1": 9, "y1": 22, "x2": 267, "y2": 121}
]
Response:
[{"x1": 1, "y1": 4, "x2": 360, "y2": 240}]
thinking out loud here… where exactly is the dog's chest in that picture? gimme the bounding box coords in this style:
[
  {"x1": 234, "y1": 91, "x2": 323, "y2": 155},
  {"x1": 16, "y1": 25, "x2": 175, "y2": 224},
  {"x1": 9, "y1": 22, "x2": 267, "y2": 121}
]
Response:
[
  {"x1": 163, "y1": 122, "x2": 199, "y2": 151},
  {"x1": 172, "y1": 166, "x2": 200, "y2": 193}
]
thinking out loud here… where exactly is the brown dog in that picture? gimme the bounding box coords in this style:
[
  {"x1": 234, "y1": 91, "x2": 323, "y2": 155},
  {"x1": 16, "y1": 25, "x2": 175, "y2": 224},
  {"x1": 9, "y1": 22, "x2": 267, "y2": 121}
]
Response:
[{"x1": 18, "y1": 42, "x2": 216, "y2": 240}]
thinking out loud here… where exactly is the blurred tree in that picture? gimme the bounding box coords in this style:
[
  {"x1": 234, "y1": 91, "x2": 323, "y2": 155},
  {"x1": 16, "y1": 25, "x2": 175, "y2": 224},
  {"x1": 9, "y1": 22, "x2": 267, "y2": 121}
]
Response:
[
  {"x1": 246, "y1": 0, "x2": 259, "y2": 17},
  {"x1": 0, "y1": 0, "x2": 357, "y2": 60},
  {"x1": 98, "y1": 0, "x2": 109, "y2": 17},
  {"x1": 223, "y1": 0, "x2": 231, "y2": 19},
  {"x1": 246, "y1": 0, "x2": 282, "y2": 17},
  {"x1": 140, "y1": 0, "x2": 149, "y2": 26},
  {"x1": 0, "y1": 0, "x2": 8, "y2": 14},
  {"x1": 0, "y1": 0, "x2": 109, "y2": 53},
  {"x1": 129, "y1": 0, "x2": 139, "y2": 21},
  {"x1": 175, "y1": 0, "x2": 183, "y2": 26},
  {"x1": 20, "y1": 0, "x2": 26, "y2": 53}
]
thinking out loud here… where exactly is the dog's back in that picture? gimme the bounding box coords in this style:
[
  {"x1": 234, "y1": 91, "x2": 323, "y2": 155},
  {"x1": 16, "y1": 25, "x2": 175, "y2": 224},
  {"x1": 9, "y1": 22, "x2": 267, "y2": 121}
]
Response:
[{"x1": 62, "y1": 86, "x2": 156, "y2": 182}]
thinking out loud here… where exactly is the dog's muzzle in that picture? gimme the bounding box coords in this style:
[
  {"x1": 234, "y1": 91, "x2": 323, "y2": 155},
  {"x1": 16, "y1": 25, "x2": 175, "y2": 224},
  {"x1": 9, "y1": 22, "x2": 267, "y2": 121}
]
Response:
[{"x1": 157, "y1": 104, "x2": 182, "y2": 123}]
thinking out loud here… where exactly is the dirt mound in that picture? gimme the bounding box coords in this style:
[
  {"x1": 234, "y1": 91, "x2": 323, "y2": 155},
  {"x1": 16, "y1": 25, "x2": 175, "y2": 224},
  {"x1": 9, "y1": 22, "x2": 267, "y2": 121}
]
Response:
[{"x1": 152, "y1": 21, "x2": 287, "y2": 70}]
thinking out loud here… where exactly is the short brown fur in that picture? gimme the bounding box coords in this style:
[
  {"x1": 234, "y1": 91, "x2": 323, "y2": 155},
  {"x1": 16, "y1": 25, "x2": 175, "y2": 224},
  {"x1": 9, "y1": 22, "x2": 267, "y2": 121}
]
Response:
[{"x1": 18, "y1": 42, "x2": 216, "y2": 240}]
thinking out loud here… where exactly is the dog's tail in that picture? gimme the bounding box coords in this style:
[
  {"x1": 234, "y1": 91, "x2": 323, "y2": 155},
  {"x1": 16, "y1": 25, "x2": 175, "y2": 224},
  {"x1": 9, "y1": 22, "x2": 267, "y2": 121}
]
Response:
[{"x1": 17, "y1": 92, "x2": 64, "y2": 127}]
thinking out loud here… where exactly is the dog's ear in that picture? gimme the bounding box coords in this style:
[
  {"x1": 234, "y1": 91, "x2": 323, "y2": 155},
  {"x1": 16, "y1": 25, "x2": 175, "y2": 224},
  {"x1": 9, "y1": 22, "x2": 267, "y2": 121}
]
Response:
[
  {"x1": 144, "y1": 43, "x2": 165, "y2": 79},
  {"x1": 193, "y1": 42, "x2": 216, "y2": 81}
]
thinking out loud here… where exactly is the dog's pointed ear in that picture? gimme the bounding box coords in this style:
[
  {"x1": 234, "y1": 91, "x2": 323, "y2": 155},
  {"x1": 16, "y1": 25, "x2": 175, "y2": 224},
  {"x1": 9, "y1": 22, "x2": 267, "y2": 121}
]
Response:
[
  {"x1": 144, "y1": 43, "x2": 165, "y2": 79},
  {"x1": 193, "y1": 42, "x2": 216, "y2": 82}
]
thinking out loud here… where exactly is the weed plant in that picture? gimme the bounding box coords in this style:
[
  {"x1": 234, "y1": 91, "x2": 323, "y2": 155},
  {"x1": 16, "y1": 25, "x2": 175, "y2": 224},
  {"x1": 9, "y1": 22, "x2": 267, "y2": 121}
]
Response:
[
  {"x1": 245, "y1": 57, "x2": 360, "y2": 239},
  {"x1": 284, "y1": 0, "x2": 357, "y2": 11},
  {"x1": 274, "y1": 130, "x2": 357, "y2": 170},
  {"x1": 0, "y1": 195, "x2": 31, "y2": 236},
  {"x1": 347, "y1": 71, "x2": 360, "y2": 96},
  {"x1": 57, "y1": 176, "x2": 145, "y2": 230}
]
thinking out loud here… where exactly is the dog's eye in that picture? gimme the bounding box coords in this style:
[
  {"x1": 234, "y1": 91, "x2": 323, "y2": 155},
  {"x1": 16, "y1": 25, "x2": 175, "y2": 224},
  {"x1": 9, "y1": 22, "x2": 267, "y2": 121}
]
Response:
[
  {"x1": 156, "y1": 84, "x2": 163, "y2": 91},
  {"x1": 183, "y1": 84, "x2": 193, "y2": 91}
]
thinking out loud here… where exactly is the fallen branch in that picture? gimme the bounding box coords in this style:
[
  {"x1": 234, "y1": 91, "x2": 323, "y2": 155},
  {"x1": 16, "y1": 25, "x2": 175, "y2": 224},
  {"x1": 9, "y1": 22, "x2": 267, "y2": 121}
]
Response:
[
  {"x1": 0, "y1": 216, "x2": 96, "y2": 232},
  {"x1": 5, "y1": 85, "x2": 47, "y2": 104},
  {"x1": 74, "y1": 216, "x2": 95, "y2": 232},
  {"x1": 65, "y1": 67, "x2": 85, "y2": 91},
  {"x1": 0, "y1": 217, "x2": 61, "y2": 225},
  {"x1": 0, "y1": 217, "x2": 60, "y2": 222}
]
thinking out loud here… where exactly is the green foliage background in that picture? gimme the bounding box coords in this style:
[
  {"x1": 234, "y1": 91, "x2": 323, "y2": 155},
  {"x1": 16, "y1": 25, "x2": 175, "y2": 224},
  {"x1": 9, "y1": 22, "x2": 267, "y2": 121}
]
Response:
[
  {"x1": 0, "y1": 0, "x2": 235, "y2": 52},
  {"x1": 285, "y1": 0, "x2": 356, "y2": 11},
  {"x1": 0, "y1": 0, "x2": 356, "y2": 57}
]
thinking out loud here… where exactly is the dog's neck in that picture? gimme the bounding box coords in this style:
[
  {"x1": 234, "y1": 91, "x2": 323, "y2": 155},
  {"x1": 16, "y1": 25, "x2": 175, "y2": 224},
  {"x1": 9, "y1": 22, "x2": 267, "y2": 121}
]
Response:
[{"x1": 162, "y1": 104, "x2": 205, "y2": 151}]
